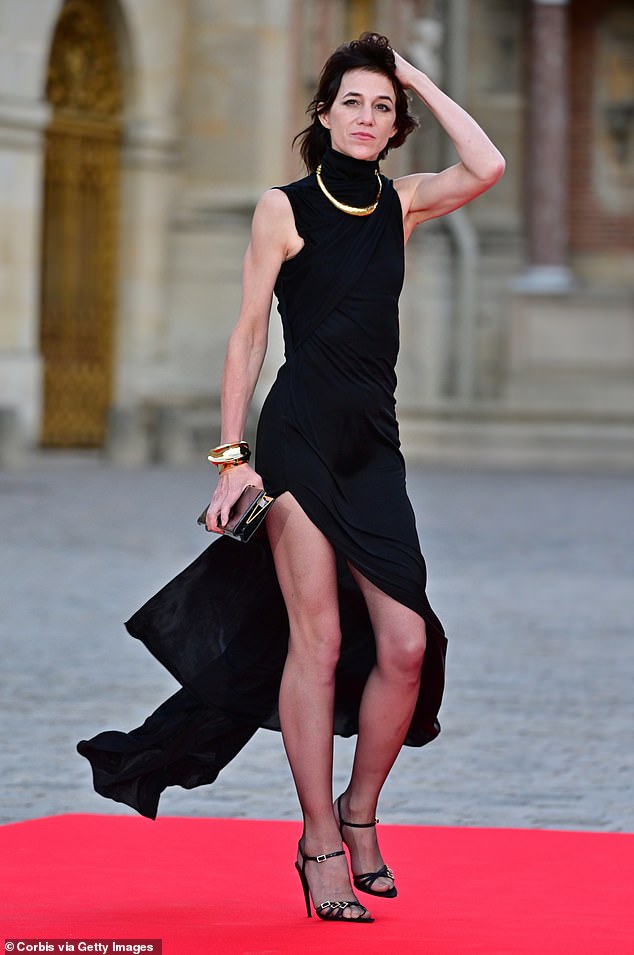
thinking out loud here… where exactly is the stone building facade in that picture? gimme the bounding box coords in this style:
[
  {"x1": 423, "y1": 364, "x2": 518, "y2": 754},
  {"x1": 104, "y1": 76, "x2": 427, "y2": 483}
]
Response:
[{"x1": 0, "y1": 0, "x2": 632, "y2": 468}]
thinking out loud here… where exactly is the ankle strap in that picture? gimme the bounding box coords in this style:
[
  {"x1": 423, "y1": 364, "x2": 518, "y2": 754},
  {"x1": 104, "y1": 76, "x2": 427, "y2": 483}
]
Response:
[
  {"x1": 341, "y1": 817, "x2": 379, "y2": 828},
  {"x1": 337, "y1": 795, "x2": 378, "y2": 829},
  {"x1": 303, "y1": 848, "x2": 346, "y2": 864}
]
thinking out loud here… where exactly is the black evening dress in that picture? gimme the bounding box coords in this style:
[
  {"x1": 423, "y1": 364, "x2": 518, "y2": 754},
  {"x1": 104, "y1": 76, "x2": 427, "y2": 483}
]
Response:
[{"x1": 77, "y1": 147, "x2": 447, "y2": 820}]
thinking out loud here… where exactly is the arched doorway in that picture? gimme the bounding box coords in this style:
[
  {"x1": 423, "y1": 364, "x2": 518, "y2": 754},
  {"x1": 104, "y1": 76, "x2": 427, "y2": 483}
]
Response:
[{"x1": 39, "y1": 0, "x2": 123, "y2": 447}]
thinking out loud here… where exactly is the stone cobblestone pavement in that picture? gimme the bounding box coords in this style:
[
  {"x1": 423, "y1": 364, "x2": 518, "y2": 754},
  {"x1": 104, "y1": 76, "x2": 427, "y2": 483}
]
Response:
[{"x1": 1, "y1": 454, "x2": 632, "y2": 831}]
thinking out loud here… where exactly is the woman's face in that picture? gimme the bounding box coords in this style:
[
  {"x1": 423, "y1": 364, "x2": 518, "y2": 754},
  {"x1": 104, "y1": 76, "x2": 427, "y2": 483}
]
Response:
[{"x1": 318, "y1": 68, "x2": 398, "y2": 162}]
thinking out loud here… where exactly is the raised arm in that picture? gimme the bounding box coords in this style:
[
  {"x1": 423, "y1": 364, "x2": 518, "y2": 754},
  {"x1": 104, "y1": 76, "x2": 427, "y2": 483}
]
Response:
[
  {"x1": 392, "y1": 50, "x2": 505, "y2": 236},
  {"x1": 206, "y1": 188, "x2": 299, "y2": 530}
]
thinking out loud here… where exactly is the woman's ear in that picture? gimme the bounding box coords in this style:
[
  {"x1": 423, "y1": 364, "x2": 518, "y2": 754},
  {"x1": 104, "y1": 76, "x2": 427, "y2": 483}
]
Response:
[{"x1": 317, "y1": 103, "x2": 330, "y2": 129}]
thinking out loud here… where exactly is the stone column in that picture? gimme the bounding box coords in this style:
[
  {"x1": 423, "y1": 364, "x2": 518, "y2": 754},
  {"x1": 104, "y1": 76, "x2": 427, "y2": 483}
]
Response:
[
  {"x1": 0, "y1": 98, "x2": 49, "y2": 444},
  {"x1": 517, "y1": 0, "x2": 574, "y2": 293}
]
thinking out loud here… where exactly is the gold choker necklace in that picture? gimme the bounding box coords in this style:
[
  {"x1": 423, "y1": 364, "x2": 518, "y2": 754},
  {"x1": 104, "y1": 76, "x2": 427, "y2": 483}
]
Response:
[{"x1": 315, "y1": 164, "x2": 382, "y2": 216}]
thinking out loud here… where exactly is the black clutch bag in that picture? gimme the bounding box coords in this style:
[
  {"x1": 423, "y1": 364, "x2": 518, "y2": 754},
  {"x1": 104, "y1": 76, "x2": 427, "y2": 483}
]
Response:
[{"x1": 197, "y1": 485, "x2": 275, "y2": 543}]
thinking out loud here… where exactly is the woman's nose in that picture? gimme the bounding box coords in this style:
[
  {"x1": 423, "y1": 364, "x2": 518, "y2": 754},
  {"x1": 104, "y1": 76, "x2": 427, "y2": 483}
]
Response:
[{"x1": 358, "y1": 104, "x2": 374, "y2": 125}]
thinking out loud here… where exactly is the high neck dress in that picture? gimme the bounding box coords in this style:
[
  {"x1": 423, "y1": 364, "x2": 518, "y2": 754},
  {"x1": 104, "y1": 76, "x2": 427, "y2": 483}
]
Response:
[{"x1": 77, "y1": 147, "x2": 448, "y2": 820}]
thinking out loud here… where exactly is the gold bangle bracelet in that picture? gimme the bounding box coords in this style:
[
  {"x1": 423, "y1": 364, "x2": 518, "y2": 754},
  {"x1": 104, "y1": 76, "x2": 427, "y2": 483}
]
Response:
[
  {"x1": 208, "y1": 441, "x2": 251, "y2": 466},
  {"x1": 217, "y1": 460, "x2": 246, "y2": 475}
]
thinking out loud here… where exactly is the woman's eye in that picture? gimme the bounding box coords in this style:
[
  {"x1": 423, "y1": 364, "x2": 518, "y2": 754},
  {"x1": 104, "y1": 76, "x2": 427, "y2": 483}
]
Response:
[{"x1": 343, "y1": 98, "x2": 359, "y2": 106}]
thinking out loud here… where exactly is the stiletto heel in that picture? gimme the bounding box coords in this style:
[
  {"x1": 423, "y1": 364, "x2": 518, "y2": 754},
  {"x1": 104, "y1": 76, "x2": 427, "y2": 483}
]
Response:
[
  {"x1": 295, "y1": 841, "x2": 374, "y2": 922},
  {"x1": 295, "y1": 856, "x2": 312, "y2": 917},
  {"x1": 336, "y1": 794, "x2": 398, "y2": 898}
]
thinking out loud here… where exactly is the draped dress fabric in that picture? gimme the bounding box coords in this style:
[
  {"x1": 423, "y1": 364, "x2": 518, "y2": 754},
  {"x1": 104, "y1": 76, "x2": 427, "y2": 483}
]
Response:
[{"x1": 77, "y1": 147, "x2": 447, "y2": 821}]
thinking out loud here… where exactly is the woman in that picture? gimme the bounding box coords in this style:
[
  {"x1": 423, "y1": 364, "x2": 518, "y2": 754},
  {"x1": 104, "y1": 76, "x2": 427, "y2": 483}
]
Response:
[{"x1": 78, "y1": 33, "x2": 503, "y2": 924}]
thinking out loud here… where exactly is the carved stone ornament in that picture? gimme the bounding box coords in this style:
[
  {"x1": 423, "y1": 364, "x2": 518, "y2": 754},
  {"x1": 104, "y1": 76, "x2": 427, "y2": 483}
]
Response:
[{"x1": 46, "y1": 0, "x2": 122, "y2": 118}]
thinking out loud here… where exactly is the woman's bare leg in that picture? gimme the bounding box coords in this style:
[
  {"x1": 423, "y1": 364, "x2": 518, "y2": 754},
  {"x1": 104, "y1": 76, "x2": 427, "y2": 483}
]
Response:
[
  {"x1": 336, "y1": 566, "x2": 427, "y2": 892},
  {"x1": 267, "y1": 493, "x2": 369, "y2": 918}
]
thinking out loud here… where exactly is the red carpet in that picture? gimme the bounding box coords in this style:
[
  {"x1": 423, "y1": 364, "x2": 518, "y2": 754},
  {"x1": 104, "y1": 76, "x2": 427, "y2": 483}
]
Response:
[{"x1": 2, "y1": 814, "x2": 632, "y2": 954}]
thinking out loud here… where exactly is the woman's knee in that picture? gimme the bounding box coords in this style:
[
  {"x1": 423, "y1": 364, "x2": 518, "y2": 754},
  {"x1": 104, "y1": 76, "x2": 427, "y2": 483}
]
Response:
[{"x1": 377, "y1": 621, "x2": 426, "y2": 679}]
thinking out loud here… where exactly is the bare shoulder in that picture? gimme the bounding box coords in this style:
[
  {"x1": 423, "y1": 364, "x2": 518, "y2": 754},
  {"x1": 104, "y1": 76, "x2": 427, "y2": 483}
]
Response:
[
  {"x1": 251, "y1": 188, "x2": 302, "y2": 260},
  {"x1": 255, "y1": 186, "x2": 293, "y2": 213},
  {"x1": 252, "y1": 188, "x2": 295, "y2": 231}
]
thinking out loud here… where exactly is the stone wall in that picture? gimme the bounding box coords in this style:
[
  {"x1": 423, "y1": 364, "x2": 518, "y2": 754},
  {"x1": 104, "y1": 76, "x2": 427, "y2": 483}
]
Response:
[
  {"x1": 1, "y1": 0, "x2": 633, "y2": 469},
  {"x1": 0, "y1": 1, "x2": 60, "y2": 443}
]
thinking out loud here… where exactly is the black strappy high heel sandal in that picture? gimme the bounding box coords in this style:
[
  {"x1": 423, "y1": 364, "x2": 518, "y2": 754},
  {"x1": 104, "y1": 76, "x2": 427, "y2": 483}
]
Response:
[
  {"x1": 295, "y1": 842, "x2": 374, "y2": 922},
  {"x1": 336, "y1": 794, "x2": 398, "y2": 898}
]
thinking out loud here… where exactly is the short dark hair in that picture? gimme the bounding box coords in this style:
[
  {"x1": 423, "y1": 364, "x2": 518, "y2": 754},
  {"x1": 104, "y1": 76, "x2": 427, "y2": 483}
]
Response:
[{"x1": 293, "y1": 32, "x2": 418, "y2": 172}]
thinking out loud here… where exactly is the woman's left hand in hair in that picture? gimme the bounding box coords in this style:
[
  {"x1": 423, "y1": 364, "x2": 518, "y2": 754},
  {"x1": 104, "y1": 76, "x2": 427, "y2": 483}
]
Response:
[{"x1": 392, "y1": 49, "x2": 420, "y2": 89}]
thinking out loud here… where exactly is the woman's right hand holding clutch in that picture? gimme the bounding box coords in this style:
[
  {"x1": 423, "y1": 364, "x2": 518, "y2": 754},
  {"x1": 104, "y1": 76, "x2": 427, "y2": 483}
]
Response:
[{"x1": 205, "y1": 462, "x2": 264, "y2": 533}]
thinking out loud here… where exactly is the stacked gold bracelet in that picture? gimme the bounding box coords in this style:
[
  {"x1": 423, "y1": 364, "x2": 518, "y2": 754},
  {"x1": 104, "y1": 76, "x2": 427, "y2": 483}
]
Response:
[{"x1": 208, "y1": 441, "x2": 251, "y2": 474}]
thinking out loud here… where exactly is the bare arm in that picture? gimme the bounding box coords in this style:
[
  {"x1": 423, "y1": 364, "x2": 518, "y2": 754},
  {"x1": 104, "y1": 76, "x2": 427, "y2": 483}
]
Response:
[
  {"x1": 206, "y1": 188, "x2": 299, "y2": 530},
  {"x1": 392, "y1": 50, "x2": 505, "y2": 235}
]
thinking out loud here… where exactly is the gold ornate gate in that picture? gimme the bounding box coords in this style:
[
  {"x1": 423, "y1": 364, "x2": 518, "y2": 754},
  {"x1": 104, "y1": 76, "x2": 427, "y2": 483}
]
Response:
[
  {"x1": 40, "y1": 0, "x2": 122, "y2": 446},
  {"x1": 346, "y1": 1, "x2": 374, "y2": 39}
]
